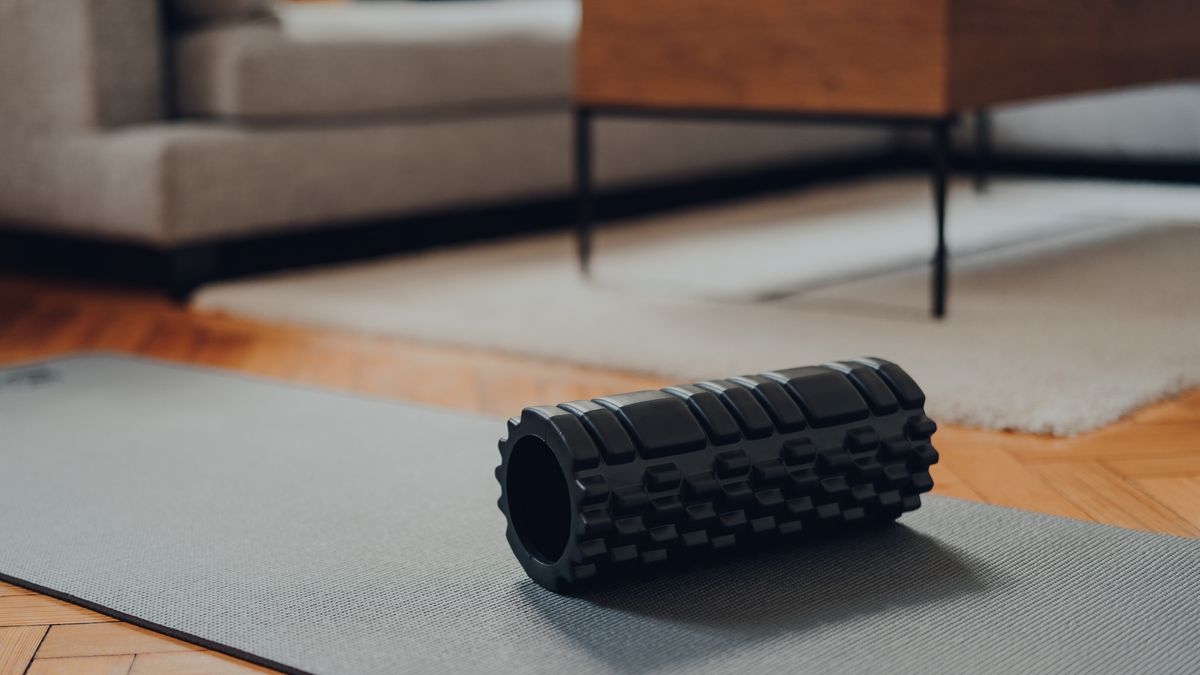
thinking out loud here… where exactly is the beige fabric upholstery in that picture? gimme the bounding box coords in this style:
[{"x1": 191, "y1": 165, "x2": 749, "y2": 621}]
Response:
[
  {"x1": 174, "y1": 0, "x2": 575, "y2": 121},
  {"x1": 0, "y1": 0, "x2": 163, "y2": 135},
  {"x1": 0, "y1": 131, "x2": 172, "y2": 243},
  {"x1": 0, "y1": 113, "x2": 891, "y2": 246}
]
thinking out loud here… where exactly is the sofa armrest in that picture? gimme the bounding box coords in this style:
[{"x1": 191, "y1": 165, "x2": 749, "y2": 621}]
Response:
[{"x1": 0, "y1": 0, "x2": 165, "y2": 136}]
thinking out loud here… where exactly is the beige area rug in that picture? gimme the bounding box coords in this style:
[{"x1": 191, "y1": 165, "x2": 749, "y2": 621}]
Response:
[{"x1": 195, "y1": 177, "x2": 1200, "y2": 435}]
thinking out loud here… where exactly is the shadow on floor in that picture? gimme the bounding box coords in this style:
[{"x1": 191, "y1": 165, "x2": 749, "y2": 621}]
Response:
[{"x1": 520, "y1": 523, "x2": 990, "y2": 673}]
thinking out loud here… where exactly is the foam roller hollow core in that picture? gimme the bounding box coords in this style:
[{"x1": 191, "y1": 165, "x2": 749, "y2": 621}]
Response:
[{"x1": 495, "y1": 358, "x2": 939, "y2": 592}]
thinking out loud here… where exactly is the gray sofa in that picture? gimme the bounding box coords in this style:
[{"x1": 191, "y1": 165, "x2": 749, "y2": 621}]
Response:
[
  {"x1": 0, "y1": 0, "x2": 1196, "y2": 261},
  {"x1": 0, "y1": 0, "x2": 893, "y2": 252}
]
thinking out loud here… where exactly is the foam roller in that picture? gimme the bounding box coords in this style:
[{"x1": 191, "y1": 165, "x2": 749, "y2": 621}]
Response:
[{"x1": 495, "y1": 357, "x2": 939, "y2": 592}]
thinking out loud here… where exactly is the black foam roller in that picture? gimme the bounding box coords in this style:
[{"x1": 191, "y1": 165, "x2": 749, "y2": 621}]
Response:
[{"x1": 495, "y1": 357, "x2": 939, "y2": 592}]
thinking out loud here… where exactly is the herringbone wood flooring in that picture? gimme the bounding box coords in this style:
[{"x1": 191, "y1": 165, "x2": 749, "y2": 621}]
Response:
[{"x1": 1, "y1": 273, "x2": 1197, "y2": 674}]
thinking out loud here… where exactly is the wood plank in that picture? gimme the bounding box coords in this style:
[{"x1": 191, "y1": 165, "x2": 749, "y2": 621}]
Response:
[
  {"x1": 290, "y1": 343, "x2": 360, "y2": 392},
  {"x1": 1026, "y1": 462, "x2": 1199, "y2": 537},
  {"x1": 136, "y1": 317, "x2": 201, "y2": 363},
  {"x1": 1133, "y1": 477, "x2": 1200, "y2": 531},
  {"x1": 1104, "y1": 456, "x2": 1200, "y2": 479},
  {"x1": 1177, "y1": 389, "x2": 1200, "y2": 414},
  {"x1": 37, "y1": 624, "x2": 200, "y2": 660},
  {"x1": 354, "y1": 349, "x2": 483, "y2": 412},
  {"x1": 0, "y1": 304, "x2": 81, "y2": 363},
  {"x1": 0, "y1": 296, "x2": 36, "y2": 328},
  {"x1": 1010, "y1": 422, "x2": 1200, "y2": 463},
  {"x1": 948, "y1": 0, "x2": 1200, "y2": 108},
  {"x1": 934, "y1": 445, "x2": 1091, "y2": 522},
  {"x1": 477, "y1": 365, "x2": 549, "y2": 417},
  {"x1": 232, "y1": 333, "x2": 308, "y2": 381},
  {"x1": 128, "y1": 651, "x2": 277, "y2": 675},
  {"x1": 86, "y1": 308, "x2": 165, "y2": 356},
  {"x1": 32, "y1": 305, "x2": 110, "y2": 358},
  {"x1": 0, "y1": 584, "x2": 33, "y2": 598},
  {"x1": 1124, "y1": 389, "x2": 1200, "y2": 425},
  {"x1": 0, "y1": 596, "x2": 115, "y2": 628},
  {"x1": 578, "y1": 0, "x2": 1200, "y2": 115},
  {"x1": 576, "y1": 0, "x2": 947, "y2": 115},
  {"x1": 26, "y1": 655, "x2": 134, "y2": 675},
  {"x1": 188, "y1": 328, "x2": 255, "y2": 370},
  {"x1": 929, "y1": 462, "x2": 985, "y2": 503},
  {"x1": 0, "y1": 625, "x2": 47, "y2": 675}
]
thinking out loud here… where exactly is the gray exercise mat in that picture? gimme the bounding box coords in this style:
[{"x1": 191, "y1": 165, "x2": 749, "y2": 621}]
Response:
[{"x1": 0, "y1": 355, "x2": 1196, "y2": 675}]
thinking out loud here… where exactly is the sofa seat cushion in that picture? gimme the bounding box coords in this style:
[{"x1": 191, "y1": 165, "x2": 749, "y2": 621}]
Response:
[{"x1": 174, "y1": 0, "x2": 576, "y2": 122}]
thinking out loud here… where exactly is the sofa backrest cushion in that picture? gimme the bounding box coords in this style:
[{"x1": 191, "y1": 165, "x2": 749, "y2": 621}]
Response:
[
  {"x1": 170, "y1": 0, "x2": 276, "y2": 25},
  {"x1": 0, "y1": 0, "x2": 165, "y2": 133}
]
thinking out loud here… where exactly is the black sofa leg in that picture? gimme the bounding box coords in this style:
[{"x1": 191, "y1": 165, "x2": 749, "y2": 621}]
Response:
[{"x1": 165, "y1": 245, "x2": 220, "y2": 300}]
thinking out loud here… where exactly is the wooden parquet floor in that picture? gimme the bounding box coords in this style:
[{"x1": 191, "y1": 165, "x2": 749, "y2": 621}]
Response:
[{"x1": 1, "y1": 273, "x2": 1198, "y2": 674}]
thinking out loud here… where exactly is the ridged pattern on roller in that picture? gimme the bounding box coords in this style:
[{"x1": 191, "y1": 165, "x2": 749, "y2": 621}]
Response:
[{"x1": 496, "y1": 357, "x2": 938, "y2": 592}]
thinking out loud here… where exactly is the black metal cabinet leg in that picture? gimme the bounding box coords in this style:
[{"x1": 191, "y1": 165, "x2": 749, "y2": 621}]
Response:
[
  {"x1": 574, "y1": 108, "x2": 594, "y2": 275},
  {"x1": 931, "y1": 118, "x2": 951, "y2": 319},
  {"x1": 973, "y1": 109, "x2": 991, "y2": 193}
]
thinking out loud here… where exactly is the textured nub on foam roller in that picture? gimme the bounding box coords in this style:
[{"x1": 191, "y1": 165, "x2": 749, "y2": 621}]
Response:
[{"x1": 495, "y1": 358, "x2": 939, "y2": 592}]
